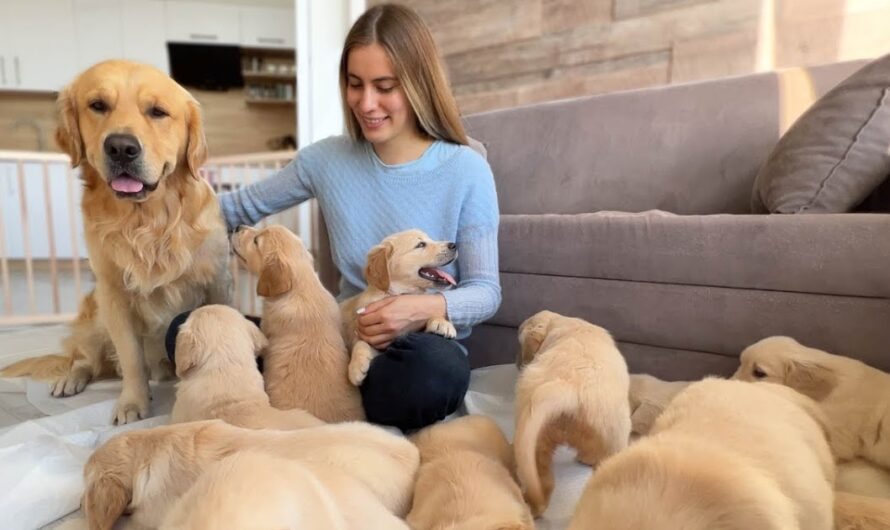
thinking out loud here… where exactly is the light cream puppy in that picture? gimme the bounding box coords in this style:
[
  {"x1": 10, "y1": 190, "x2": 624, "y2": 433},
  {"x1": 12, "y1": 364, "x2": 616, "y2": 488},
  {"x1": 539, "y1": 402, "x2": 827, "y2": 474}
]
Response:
[
  {"x1": 514, "y1": 310, "x2": 631, "y2": 517},
  {"x1": 567, "y1": 378, "x2": 835, "y2": 530},
  {"x1": 160, "y1": 451, "x2": 409, "y2": 530},
  {"x1": 231, "y1": 224, "x2": 364, "y2": 423},
  {"x1": 170, "y1": 305, "x2": 324, "y2": 430},
  {"x1": 733, "y1": 336, "x2": 890, "y2": 467},
  {"x1": 628, "y1": 373, "x2": 693, "y2": 436},
  {"x1": 340, "y1": 229, "x2": 458, "y2": 386},
  {"x1": 407, "y1": 415, "x2": 534, "y2": 530},
  {"x1": 837, "y1": 459, "x2": 890, "y2": 499},
  {"x1": 81, "y1": 420, "x2": 419, "y2": 530}
]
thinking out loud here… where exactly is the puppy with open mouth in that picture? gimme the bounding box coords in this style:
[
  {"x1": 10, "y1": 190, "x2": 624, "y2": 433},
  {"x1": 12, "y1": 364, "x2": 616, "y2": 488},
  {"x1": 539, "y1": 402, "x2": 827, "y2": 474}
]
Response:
[{"x1": 340, "y1": 229, "x2": 458, "y2": 386}]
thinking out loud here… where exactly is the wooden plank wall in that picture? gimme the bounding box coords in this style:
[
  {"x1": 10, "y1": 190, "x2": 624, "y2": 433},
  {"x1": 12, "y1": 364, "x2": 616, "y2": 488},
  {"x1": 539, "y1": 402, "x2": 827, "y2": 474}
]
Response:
[{"x1": 369, "y1": 0, "x2": 890, "y2": 114}]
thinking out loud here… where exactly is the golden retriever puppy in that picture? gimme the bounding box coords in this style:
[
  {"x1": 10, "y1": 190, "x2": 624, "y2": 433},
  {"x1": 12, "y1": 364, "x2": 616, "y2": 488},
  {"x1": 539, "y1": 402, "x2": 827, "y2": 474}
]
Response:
[
  {"x1": 514, "y1": 310, "x2": 631, "y2": 517},
  {"x1": 733, "y1": 336, "x2": 890, "y2": 467},
  {"x1": 231, "y1": 225, "x2": 364, "y2": 422},
  {"x1": 160, "y1": 451, "x2": 410, "y2": 530},
  {"x1": 0, "y1": 61, "x2": 230, "y2": 425},
  {"x1": 628, "y1": 374, "x2": 692, "y2": 435},
  {"x1": 837, "y1": 459, "x2": 890, "y2": 499},
  {"x1": 834, "y1": 491, "x2": 890, "y2": 530},
  {"x1": 339, "y1": 229, "x2": 458, "y2": 386},
  {"x1": 567, "y1": 378, "x2": 835, "y2": 530},
  {"x1": 82, "y1": 419, "x2": 419, "y2": 530},
  {"x1": 170, "y1": 305, "x2": 324, "y2": 430},
  {"x1": 407, "y1": 415, "x2": 534, "y2": 530}
]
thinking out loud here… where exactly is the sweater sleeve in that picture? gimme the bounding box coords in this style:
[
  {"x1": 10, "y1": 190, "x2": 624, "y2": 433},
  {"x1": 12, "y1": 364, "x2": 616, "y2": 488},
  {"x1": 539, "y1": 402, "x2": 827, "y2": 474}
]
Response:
[{"x1": 441, "y1": 155, "x2": 502, "y2": 328}]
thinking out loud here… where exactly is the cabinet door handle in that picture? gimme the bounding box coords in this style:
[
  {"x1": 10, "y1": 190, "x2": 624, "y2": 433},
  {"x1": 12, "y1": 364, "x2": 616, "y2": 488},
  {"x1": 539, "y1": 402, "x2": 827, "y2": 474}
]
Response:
[
  {"x1": 14, "y1": 56, "x2": 20, "y2": 86},
  {"x1": 258, "y1": 37, "x2": 285, "y2": 45},
  {"x1": 0, "y1": 56, "x2": 6, "y2": 86},
  {"x1": 189, "y1": 33, "x2": 219, "y2": 41}
]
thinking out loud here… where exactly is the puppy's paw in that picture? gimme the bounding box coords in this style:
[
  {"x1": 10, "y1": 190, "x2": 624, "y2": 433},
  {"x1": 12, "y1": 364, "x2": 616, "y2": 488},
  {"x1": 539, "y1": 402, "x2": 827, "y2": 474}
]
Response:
[
  {"x1": 348, "y1": 342, "x2": 376, "y2": 386},
  {"x1": 50, "y1": 365, "x2": 92, "y2": 397},
  {"x1": 112, "y1": 385, "x2": 150, "y2": 425},
  {"x1": 425, "y1": 317, "x2": 456, "y2": 339}
]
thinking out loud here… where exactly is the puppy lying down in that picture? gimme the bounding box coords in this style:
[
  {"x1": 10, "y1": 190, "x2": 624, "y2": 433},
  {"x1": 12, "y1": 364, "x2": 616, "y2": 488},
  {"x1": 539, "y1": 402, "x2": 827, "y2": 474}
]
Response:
[
  {"x1": 82, "y1": 420, "x2": 418, "y2": 530},
  {"x1": 170, "y1": 305, "x2": 323, "y2": 430},
  {"x1": 407, "y1": 415, "x2": 534, "y2": 530}
]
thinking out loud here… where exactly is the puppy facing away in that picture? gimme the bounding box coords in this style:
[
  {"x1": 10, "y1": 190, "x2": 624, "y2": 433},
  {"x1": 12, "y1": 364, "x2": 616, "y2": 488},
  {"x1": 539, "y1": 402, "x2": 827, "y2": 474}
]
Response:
[
  {"x1": 160, "y1": 451, "x2": 410, "y2": 530},
  {"x1": 339, "y1": 229, "x2": 458, "y2": 386},
  {"x1": 733, "y1": 336, "x2": 890, "y2": 467},
  {"x1": 628, "y1": 374, "x2": 693, "y2": 436},
  {"x1": 82, "y1": 419, "x2": 419, "y2": 530},
  {"x1": 514, "y1": 310, "x2": 631, "y2": 517},
  {"x1": 407, "y1": 415, "x2": 534, "y2": 530},
  {"x1": 567, "y1": 378, "x2": 835, "y2": 530},
  {"x1": 170, "y1": 305, "x2": 323, "y2": 430},
  {"x1": 231, "y1": 225, "x2": 364, "y2": 423}
]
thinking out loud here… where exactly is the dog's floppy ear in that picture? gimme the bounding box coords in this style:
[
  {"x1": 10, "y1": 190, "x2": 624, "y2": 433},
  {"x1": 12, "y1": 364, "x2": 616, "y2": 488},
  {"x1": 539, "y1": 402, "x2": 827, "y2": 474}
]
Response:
[
  {"x1": 82, "y1": 467, "x2": 131, "y2": 530},
  {"x1": 174, "y1": 324, "x2": 203, "y2": 378},
  {"x1": 785, "y1": 360, "x2": 838, "y2": 401},
  {"x1": 257, "y1": 254, "x2": 293, "y2": 297},
  {"x1": 55, "y1": 85, "x2": 84, "y2": 167},
  {"x1": 246, "y1": 320, "x2": 268, "y2": 356},
  {"x1": 364, "y1": 242, "x2": 393, "y2": 292},
  {"x1": 517, "y1": 317, "x2": 549, "y2": 368},
  {"x1": 185, "y1": 99, "x2": 208, "y2": 180}
]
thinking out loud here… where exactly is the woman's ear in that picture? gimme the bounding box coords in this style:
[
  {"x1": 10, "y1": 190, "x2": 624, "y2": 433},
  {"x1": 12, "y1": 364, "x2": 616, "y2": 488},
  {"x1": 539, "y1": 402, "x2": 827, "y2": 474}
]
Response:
[
  {"x1": 364, "y1": 242, "x2": 393, "y2": 291},
  {"x1": 55, "y1": 85, "x2": 84, "y2": 167}
]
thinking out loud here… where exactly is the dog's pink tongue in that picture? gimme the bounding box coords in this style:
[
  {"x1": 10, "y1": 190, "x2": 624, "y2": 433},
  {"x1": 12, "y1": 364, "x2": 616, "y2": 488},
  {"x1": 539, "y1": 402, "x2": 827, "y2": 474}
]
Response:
[
  {"x1": 422, "y1": 267, "x2": 457, "y2": 286},
  {"x1": 110, "y1": 176, "x2": 144, "y2": 193}
]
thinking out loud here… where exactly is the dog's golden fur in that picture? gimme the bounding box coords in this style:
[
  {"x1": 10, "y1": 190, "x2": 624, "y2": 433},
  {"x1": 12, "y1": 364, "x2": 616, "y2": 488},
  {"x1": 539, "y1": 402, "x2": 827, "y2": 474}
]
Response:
[
  {"x1": 231, "y1": 225, "x2": 364, "y2": 422},
  {"x1": 170, "y1": 305, "x2": 324, "y2": 430},
  {"x1": 159, "y1": 451, "x2": 410, "y2": 530},
  {"x1": 567, "y1": 378, "x2": 835, "y2": 530},
  {"x1": 514, "y1": 310, "x2": 631, "y2": 517},
  {"x1": 82, "y1": 419, "x2": 419, "y2": 530},
  {"x1": 0, "y1": 60, "x2": 230, "y2": 424},
  {"x1": 628, "y1": 374, "x2": 692, "y2": 435},
  {"x1": 339, "y1": 229, "x2": 458, "y2": 386},
  {"x1": 407, "y1": 415, "x2": 534, "y2": 530},
  {"x1": 733, "y1": 336, "x2": 890, "y2": 467}
]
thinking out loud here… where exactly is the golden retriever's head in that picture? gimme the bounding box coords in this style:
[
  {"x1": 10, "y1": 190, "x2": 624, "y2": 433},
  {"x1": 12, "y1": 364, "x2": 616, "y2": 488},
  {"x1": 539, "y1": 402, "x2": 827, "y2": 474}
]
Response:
[
  {"x1": 56, "y1": 60, "x2": 207, "y2": 202},
  {"x1": 516, "y1": 310, "x2": 561, "y2": 367},
  {"x1": 231, "y1": 225, "x2": 314, "y2": 298},
  {"x1": 732, "y1": 336, "x2": 839, "y2": 401},
  {"x1": 363, "y1": 229, "x2": 458, "y2": 294},
  {"x1": 174, "y1": 305, "x2": 267, "y2": 378}
]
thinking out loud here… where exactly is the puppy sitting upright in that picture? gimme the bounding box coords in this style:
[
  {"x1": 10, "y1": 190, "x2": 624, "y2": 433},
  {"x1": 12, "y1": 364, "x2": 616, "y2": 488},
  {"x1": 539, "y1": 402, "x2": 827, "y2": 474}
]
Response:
[
  {"x1": 514, "y1": 310, "x2": 631, "y2": 517},
  {"x1": 340, "y1": 229, "x2": 458, "y2": 386},
  {"x1": 170, "y1": 305, "x2": 323, "y2": 430}
]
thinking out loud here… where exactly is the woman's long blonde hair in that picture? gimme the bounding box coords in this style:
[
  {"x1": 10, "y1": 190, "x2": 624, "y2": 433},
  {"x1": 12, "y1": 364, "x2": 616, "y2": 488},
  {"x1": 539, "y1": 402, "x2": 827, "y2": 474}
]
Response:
[{"x1": 339, "y1": 3, "x2": 468, "y2": 145}]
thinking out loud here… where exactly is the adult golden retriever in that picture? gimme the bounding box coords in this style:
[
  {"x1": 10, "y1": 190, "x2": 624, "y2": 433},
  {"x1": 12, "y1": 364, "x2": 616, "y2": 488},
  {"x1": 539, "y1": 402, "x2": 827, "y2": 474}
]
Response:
[
  {"x1": 339, "y1": 228, "x2": 458, "y2": 386},
  {"x1": 733, "y1": 336, "x2": 890, "y2": 468},
  {"x1": 170, "y1": 305, "x2": 324, "y2": 430},
  {"x1": 0, "y1": 61, "x2": 230, "y2": 424},
  {"x1": 231, "y1": 224, "x2": 364, "y2": 422}
]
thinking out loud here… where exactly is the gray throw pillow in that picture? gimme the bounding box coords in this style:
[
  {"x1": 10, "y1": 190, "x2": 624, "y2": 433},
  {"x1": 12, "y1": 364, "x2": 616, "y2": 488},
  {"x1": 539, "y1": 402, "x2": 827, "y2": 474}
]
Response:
[{"x1": 752, "y1": 53, "x2": 890, "y2": 213}]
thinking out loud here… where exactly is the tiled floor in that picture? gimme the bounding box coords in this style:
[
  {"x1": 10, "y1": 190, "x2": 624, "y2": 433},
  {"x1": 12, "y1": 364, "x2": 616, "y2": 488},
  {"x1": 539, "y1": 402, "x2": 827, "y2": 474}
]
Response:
[{"x1": 0, "y1": 324, "x2": 70, "y2": 428}]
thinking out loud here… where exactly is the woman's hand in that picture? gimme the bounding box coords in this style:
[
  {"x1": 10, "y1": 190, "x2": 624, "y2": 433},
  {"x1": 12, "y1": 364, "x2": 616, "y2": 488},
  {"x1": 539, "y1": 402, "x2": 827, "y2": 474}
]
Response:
[{"x1": 357, "y1": 294, "x2": 447, "y2": 350}]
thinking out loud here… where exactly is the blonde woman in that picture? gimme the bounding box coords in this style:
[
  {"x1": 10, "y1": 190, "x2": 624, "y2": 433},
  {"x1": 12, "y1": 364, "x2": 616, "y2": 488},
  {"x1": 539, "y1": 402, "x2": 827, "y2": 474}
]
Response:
[{"x1": 167, "y1": 4, "x2": 500, "y2": 432}]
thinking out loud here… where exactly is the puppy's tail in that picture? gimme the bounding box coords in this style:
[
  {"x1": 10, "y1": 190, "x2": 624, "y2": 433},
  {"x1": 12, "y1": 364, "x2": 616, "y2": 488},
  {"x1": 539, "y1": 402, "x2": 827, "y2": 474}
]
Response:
[
  {"x1": 0, "y1": 354, "x2": 71, "y2": 380},
  {"x1": 834, "y1": 491, "x2": 890, "y2": 530},
  {"x1": 514, "y1": 380, "x2": 576, "y2": 517}
]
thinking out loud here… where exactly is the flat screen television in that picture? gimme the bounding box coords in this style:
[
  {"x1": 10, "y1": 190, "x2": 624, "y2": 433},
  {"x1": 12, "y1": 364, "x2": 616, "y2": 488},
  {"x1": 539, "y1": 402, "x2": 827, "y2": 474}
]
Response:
[{"x1": 167, "y1": 42, "x2": 244, "y2": 91}]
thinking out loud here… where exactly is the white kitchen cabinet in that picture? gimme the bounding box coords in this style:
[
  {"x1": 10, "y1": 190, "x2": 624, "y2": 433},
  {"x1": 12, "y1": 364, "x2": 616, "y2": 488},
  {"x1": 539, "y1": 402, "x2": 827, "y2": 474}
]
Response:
[
  {"x1": 74, "y1": 0, "x2": 124, "y2": 71},
  {"x1": 122, "y1": 0, "x2": 169, "y2": 73},
  {"x1": 1, "y1": 0, "x2": 78, "y2": 92},
  {"x1": 165, "y1": 1, "x2": 241, "y2": 45},
  {"x1": 240, "y1": 6, "x2": 295, "y2": 49}
]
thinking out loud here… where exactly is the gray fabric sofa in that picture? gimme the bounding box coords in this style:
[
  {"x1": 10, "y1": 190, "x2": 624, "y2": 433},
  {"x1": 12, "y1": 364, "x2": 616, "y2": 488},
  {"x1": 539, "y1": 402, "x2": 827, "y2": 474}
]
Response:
[{"x1": 460, "y1": 60, "x2": 890, "y2": 379}]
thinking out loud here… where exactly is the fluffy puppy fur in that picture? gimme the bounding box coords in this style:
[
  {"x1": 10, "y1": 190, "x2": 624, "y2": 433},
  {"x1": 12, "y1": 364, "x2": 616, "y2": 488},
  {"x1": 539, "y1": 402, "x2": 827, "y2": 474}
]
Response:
[
  {"x1": 81, "y1": 419, "x2": 419, "y2": 530},
  {"x1": 339, "y1": 229, "x2": 458, "y2": 386},
  {"x1": 159, "y1": 451, "x2": 410, "y2": 530},
  {"x1": 628, "y1": 374, "x2": 693, "y2": 435},
  {"x1": 0, "y1": 61, "x2": 230, "y2": 425},
  {"x1": 567, "y1": 378, "x2": 835, "y2": 530},
  {"x1": 407, "y1": 415, "x2": 534, "y2": 530},
  {"x1": 733, "y1": 336, "x2": 890, "y2": 467},
  {"x1": 514, "y1": 310, "x2": 631, "y2": 517},
  {"x1": 834, "y1": 492, "x2": 890, "y2": 530},
  {"x1": 837, "y1": 459, "x2": 890, "y2": 499},
  {"x1": 170, "y1": 305, "x2": 323, "y2": 430},
  {"x1": 231, "y1": 225, "x2": 364, "y2": 422}
]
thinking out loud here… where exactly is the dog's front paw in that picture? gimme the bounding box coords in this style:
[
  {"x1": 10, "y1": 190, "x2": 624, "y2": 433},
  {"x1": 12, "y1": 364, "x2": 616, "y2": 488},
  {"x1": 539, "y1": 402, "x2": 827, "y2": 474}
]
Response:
[
  {"x1": 50, "y1": 365, "x2": 92, "y2": 397},
  {"x1": 112, "y1": 386, "x2": 150, "y2": 425},
  {"x1": 425, "y1": 317, "x2": 457, "y2": 339},
  {"x1": 348, "y1": 342, "x2": 376, "y2": 386}
]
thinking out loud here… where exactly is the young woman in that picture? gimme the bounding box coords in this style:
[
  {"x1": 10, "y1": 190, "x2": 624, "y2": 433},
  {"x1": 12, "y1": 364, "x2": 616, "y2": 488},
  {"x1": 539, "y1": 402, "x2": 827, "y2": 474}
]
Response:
[{"x1": 206, "y1": 3, "x2": 499, "y2": 431}]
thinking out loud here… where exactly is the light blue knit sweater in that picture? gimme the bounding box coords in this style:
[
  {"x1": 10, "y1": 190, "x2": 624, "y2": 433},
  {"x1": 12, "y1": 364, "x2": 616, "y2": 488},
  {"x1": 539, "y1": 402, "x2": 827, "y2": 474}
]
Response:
[{"x1": 219, "y1": 135, "x2": 501, "y2": 340}]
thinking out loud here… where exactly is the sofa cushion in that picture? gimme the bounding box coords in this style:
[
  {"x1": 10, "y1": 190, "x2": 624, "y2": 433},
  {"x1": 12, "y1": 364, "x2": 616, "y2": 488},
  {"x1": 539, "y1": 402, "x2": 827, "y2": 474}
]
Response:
[{"x1": 752, "y1": 53, "x2": 890, "y2": 213}]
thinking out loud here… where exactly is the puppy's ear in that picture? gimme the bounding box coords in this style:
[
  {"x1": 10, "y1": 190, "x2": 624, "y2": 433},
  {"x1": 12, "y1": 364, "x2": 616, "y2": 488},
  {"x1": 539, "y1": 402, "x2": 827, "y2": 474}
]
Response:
[
  {"x1": 174, "y1": 326, "x2": 202, "y2": 378},
  {"x1": 364, "y1": 242, "x2": 393, "y2": 291},
  {"x1": 82, "y1": 475, "x2": 131, "y2": 530},
  {"x1": 517, "y1": 320, "x2": 547, "y2": 368},
  {"x1": 785, "y1": 360, "x2": 838, "y2": 401},
  {"x1": 55, "y1": 85, "x2": 84, "y2": 167},
  {"x1": 257, "y1": 254, "x2": 293, "y2": 297},
  {"x1": 185, "y1": 99, "x2": 208, "y2": 179},
  {"x1": 247, "y1": 321, "x2": 268, "y2": 355}
]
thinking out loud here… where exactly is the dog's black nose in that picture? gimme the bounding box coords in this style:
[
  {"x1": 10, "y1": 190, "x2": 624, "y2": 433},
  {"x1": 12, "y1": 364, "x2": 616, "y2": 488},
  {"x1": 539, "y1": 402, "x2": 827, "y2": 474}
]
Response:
[
  {"x1": 447, "y1": 242, "x2": 457, "y2": 251},
  {"x1": 104, "y1": 134, "x2": 142, "y2": 162}
]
